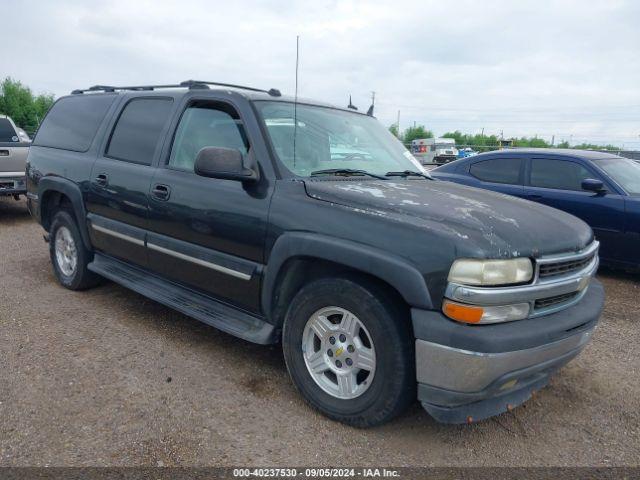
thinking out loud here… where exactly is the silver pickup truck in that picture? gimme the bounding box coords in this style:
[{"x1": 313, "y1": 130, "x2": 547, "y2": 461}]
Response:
[{"x1": 0, "y1": 115, "x2": 30, "y2": 198}]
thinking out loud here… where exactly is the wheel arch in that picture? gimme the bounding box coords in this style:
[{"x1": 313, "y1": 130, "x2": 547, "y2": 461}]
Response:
[
  {"x1": 262, "y1": 232, "x2": 433, "y2": 326},
  {"x1": 38, "y1": 177, "x2": 92, "y2": 250}
]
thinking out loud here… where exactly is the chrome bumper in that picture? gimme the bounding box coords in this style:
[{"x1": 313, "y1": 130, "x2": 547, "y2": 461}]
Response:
[
  {"x1": 416, "y1": 327, "x2": 593, "y2": 393},
  {"x1": 0, "y1": 174, "x2": 26, "y2": 194}
]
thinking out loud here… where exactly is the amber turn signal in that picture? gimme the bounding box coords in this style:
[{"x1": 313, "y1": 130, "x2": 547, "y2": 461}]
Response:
[{"x1": 442, "y1": 300, "x2": 484, "y2": 324}]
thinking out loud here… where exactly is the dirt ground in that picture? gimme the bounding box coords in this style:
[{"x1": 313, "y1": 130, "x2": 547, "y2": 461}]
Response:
[{"x1": 1, "y1": 197, "x2": 638, "y2": 467}]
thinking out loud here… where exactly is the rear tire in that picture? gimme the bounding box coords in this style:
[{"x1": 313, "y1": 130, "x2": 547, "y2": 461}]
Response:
[
  {"x1": 49, "y1": 209, "x2": 101, "y2": 290},
  {"x1": 282, "y1": 276, "x2": 415, "y2": 427}
]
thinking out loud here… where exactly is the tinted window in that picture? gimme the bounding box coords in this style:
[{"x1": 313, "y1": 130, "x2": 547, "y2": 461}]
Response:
[
  {"x1": 593, "y1": 157, "x2": 640, "y2": 195},
  {"x1": 0, "y1": 118, "x2": 17, "y2": 142},
  {"x1": 33, "y1": 95, "x2": 116, "y2": 152},
  {"x1": 107, "y1": 98, "x2": 173, "y2": 165},
  {"x1": 470, "y1": 158, "x2": 521, "y2": 184},
  {"x1": 530, "y1": 159, "x2": 593, "y2": 191},
  {"x1": 168, "y1": 104, "x2": 248, "y2": 171}
]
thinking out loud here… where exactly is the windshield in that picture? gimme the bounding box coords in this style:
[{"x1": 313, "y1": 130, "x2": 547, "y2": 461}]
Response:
[
  {"x1": 593, "y1": 157, "x2": 640, "y2": 196},
  {"x1": 255, "y1": 101, "x2": 427, "y2": 177}
]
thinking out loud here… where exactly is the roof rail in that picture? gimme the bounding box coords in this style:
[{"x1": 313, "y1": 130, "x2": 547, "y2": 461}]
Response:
[{"x1": 71, "y1": 80, "x2": 281, "y2": 97}]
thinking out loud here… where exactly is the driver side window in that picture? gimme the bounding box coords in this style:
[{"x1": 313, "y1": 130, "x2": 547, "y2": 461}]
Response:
[
  {"x1": 168, "y1": 103, "x2": 249, "y2": 172},
  {"x1": 530, "y1": 158, "x2": 594, "y2": 191}
]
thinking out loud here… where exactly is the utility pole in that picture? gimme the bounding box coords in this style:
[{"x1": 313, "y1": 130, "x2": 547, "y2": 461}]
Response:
[
  {"x1": 551, "y1": 135, "x2": 555, "y2": 146},
  {"x1": 481, "y1": 127, "x2": 484, "y2": 138},
  {"x1": 396, "y1": 110, "x2": 401, "y2": 139}
]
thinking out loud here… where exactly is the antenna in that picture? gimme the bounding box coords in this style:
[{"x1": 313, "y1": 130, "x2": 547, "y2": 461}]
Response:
[{"x1": 293, "y1": 35, "x2": 300, "y2": 169}]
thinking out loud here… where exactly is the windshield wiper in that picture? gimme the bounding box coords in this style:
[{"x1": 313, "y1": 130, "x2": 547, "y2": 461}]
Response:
[
  {"x1": 385, "y1": 170, "x2": 432, "y2": 179},
  {"x1": 310, "y1": 168, "x2": 387, "y2": 180}
]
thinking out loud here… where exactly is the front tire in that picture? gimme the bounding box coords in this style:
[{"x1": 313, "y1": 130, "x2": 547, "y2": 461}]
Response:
[
  {"x1": 282, "y1": 277, "x2": 415, "y2": 427},
  {"x1": 49, "y1": 209, "x2": 101, "y2": 290}
]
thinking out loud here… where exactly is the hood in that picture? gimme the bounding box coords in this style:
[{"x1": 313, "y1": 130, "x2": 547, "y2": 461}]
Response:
[{"x1": 303, "y1": 178, "x2": 593, "y2": 259}]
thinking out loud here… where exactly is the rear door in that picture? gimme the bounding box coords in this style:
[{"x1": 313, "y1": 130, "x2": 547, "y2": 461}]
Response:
[
  {"x1": 524, "y1": 156, "x2": 626, "y2": 262},
  {"x1": 146, "y1": 96, "x2": 274, "y2": 313},
  {"x1": 86, "y1": 96, "x2": 175, "y2": 268},
  {"x1": 466, "y1": 156, "x2": 526, "y2": 197}
]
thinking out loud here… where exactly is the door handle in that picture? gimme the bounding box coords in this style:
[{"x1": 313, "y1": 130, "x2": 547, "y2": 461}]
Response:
[
  {"x1": 94, "y1": 173, "x2": 109, "y2": 187},
  {"x1": 151, "y1": 184, "x2": 171, "y2": 201}
]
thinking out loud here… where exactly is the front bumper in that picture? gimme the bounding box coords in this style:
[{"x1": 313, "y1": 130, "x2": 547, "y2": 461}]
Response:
[{"x1": 413, "y1": 279, "x2": 604, "y2": 423}]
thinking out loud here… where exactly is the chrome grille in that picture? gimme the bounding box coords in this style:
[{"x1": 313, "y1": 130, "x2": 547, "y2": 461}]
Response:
[{"x1": 538, "y1": 253, "x2": 596, "y2": 278}]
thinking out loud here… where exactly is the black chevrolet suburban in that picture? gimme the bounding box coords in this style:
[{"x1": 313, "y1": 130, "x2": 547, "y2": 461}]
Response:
[{"x1": 26, "y1": 80, "x2": 604, "y2": 426}]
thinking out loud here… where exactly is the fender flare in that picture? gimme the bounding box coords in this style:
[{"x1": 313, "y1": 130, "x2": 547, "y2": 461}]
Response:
[
  {"x1": 261, "y1": 232, "x2": 433, "y2": 317},
  {"x1": 37, "y1": 177, "x2": 92, "y2": 250}
]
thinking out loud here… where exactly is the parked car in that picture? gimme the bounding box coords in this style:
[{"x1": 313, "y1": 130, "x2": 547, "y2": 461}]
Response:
[
  {"x1": 0, "y1": 115, "x2": 29, "y2": 198},
  {"x1": 15, "y1": 127, "x2": 32, "y2": 143},
  {"x1": 410, "y1": 137, "x2": 458, "y2": 165},
  {"x1": 26, "y1": 82, "x2": 603, "y2": 426},
  {"x1": 432, "y1": 148, "x2": 640, "y2": 270},
  {"x1": 457, "y1": 147, "x2": 478, "y2": 159}
]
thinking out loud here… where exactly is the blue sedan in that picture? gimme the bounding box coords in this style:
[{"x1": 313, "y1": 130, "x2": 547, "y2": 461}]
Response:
[{"x1": 432, "y1": 148, "x2": 640, "y2": 270}]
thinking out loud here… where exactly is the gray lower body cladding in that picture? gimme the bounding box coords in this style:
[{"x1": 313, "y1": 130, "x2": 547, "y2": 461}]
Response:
[{"x1": 412, "y1": 279, "x2": 604, "y2": 423}]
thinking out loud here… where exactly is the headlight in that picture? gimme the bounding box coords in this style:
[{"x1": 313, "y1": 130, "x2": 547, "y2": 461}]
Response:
[{"x1": 448, "y1": 258, "x2": 533, "y2": 286}]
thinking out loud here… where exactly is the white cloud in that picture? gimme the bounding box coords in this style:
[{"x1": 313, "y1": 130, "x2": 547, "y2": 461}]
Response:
[{"x1": 3, "y1": 0, "x2": 639, "y2": 146}]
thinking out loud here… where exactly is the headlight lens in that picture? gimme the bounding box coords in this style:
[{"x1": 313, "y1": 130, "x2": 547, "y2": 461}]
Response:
[{"x1": 448, "y1": 258, "x2": 533, "y2": 286}]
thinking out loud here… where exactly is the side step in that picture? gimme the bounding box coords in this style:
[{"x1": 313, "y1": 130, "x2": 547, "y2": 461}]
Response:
[{"x1": 88, "y1": 253, "x2": 277, "y2": 344}]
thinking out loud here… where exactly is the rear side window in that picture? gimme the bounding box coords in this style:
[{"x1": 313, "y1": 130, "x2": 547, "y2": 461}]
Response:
[
  {"x1": 470, "y1": 158, "x2": 522, "y2": 184},
  {"x1": 530, "y1": 159, "x2": 593, "y2": 191},
  {"x1": 33, "y1": 95, "x2": 116, "y2": 152},
  {"x1": 0, "y1": 118, "x2": 18, "y2": 142},
  {"x1": 106, "y1": 98, "x2": 173, "y2": 165}
]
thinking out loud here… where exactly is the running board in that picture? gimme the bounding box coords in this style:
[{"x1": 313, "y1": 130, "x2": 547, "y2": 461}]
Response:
[{"x1": 88, "y1": 253, "x2": 277, "y2": 344}]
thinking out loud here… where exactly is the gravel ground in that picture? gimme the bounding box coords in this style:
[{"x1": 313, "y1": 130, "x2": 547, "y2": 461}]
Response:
[{"x1": 1, "y1": 197, "x2": 638, "y2": 467}]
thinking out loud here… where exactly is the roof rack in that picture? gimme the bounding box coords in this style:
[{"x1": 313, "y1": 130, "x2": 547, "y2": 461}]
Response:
[{"x1": 71, "y1": 80, "x2": 281, "y2": 97}]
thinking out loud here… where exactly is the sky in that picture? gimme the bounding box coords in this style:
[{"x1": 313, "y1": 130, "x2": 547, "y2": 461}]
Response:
[{"x1": 2, "y1": 0, "x2": 639, "y2": 148}]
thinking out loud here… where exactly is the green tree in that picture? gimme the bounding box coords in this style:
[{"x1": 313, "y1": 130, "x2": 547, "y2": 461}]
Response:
[
  {"x1": 0, "y1": 78, "x2": 55, "y2": 135},
  {"x1": 513, "y1": 136, "x2": 550, "y2": 148},
  {"x1": 388, "y1": 123, "x2": 399, "y2": 138},
  {"x1": 403, "y1": 125, "x2": 433, "y2": 143},
  {"x1": 572, "y1": 142, "x2": 620, "y2": 151},
  {"x1": 442, "y1": 131, "x2": 500, "y2": 151},
  {"x1": 442, "y1": 130, "x2": 465, "y2": 144}
]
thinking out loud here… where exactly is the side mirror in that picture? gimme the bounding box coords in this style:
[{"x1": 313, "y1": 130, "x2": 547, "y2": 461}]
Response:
[
  {"x1": 581, "y1": 178, "x2": 606, "y2": 193},
  {"x1": 194, "y1": 147, "x2": 258, "y2": 182}
]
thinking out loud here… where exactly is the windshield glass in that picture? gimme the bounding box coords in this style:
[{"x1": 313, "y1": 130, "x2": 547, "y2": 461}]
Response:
[
  {"x1": 255, "y1": 101, "x2": 427, "y2": 177},
  {"x1": 593, "y1": 157, "x2": 640, "y2": 196}
]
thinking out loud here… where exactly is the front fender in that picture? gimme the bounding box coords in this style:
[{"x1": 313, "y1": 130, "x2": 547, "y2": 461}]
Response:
[{"x1": 262, "y1": 232, "x2": 433, "y2": 316}]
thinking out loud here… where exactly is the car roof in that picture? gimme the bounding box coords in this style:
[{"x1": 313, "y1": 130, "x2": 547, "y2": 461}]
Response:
[{"x1": 471, "y1": 148, "x2": 624, "y2": 161}]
